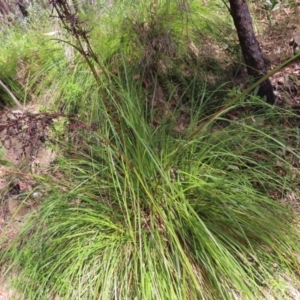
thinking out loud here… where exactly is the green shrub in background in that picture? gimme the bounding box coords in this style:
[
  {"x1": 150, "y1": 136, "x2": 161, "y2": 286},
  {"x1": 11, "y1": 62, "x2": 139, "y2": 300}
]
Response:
[{"x1": 0, "y1": 0, "x2": 235, "y2": 116}]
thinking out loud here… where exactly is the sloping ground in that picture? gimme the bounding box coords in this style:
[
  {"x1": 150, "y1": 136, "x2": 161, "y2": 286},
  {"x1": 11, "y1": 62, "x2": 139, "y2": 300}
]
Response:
[
  {"x1": 0, "y1": 107, "x2": 57, "y2": 241},
  {"x1": 257, "y1": 2, "x2": 300, "y2": 106},
  {"x1": 1, "y1": 109, "x2": 300, "y2": 299},
  {"x1": 1, "y1": 110, "x2": 300, "y2": 299},
  {"x1": 0, "y1": 107, "x2": 56, "y2": 300},
  {"x1": 0, "y1": 3, "x2": 300, "y2": 299}
]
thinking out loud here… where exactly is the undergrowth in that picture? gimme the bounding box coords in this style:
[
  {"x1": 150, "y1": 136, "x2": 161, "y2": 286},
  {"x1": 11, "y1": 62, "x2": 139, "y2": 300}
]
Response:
[
  {"x1": 1, "y1": 1, "x2": 300, "y2": 300},
  {"x1": 4, "y1": 92, "x2": 300, "y2": 300}
]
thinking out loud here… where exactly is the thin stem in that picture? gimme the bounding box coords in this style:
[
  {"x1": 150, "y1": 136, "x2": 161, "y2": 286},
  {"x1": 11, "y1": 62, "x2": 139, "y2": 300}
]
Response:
[{"x1": 0, "y1": 80, "x2": 23, "y2": 109}]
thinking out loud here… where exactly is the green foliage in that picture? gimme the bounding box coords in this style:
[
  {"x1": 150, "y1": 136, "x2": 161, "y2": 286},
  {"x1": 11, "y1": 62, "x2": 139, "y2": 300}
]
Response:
[
  {"x1": 84, "y1": 0, "x2": 235, "y2": 114},
  {"x1": 1, "y1": 1, "x2": 300, "y2": 299},
  {"x1": 3, "y1": 86, "x2": 300, "y2": 299},
  {"x1": 0, "y1": 55, "x2": 18, "y2": 80},
  {"x1": 0, "y1": 28, "x2": 23, "y2": 80},
  {"x1": 0, "y1": 148, "x2": 12, "y2": 167},
  {"x1": 0, "y1": 11, "x2": 61, "y2": 106},
  {"x1": 0, "y1": 0, "x2": 236, "y2": 117}
]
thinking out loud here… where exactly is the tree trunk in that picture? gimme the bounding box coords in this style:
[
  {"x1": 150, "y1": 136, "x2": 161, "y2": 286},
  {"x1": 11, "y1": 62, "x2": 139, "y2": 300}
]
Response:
[
  {"x1": 17, "y1": 0, "x2": 29, "y2": 18},
  {"x1": 0, "y1": 0, "x2": 11, "y2": 16},
  {"x1": 229, "y1": 0, "x2": 275, "y2": 104}
]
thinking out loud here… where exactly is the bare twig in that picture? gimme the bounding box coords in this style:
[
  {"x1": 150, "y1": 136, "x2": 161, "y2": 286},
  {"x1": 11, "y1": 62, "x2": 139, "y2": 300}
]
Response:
[{"x1": 0, "y1": 80, "x2": 23, "y2": 110}]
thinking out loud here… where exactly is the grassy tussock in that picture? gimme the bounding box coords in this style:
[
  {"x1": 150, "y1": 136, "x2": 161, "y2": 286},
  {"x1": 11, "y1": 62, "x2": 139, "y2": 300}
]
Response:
[
  {"x1": 1, "y1": 1, "x2": 300, "y2": 299},
  {"x1": 4, "y1": 93, "x2": 300, "y2": 299}
]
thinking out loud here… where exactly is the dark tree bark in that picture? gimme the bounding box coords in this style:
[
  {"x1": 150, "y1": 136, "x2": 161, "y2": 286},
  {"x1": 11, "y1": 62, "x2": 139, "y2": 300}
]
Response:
[
  {"x1": 0, "y1": 0, "x2": 28, "y2": 18},
  {"x1": 17, "y1": 0, "x2": 29, "y2": 18},
  {"x1": 229, "y1": 0, "x2": 275, "y2": 104},
  {"x1": 0, "y1": 0, "x2": 11, "y2": 16}
]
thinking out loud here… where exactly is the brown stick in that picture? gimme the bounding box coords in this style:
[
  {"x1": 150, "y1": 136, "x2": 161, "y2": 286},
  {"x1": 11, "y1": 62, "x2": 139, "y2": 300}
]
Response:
[{"x1": 0, "y1": 80, "x2": 23, "y2": 109}]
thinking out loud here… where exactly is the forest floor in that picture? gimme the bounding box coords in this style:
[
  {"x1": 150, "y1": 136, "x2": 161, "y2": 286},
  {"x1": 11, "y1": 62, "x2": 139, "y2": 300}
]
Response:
[
  {"x1": 1, "y1": 3, "x2": 300, "y2": 300},
  {"x1": 257, "y1": 4, "x2": 300, "y2": 108}
]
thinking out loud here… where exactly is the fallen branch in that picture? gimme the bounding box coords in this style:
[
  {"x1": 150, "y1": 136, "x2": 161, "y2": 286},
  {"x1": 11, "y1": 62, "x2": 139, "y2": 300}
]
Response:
[{"x1": 0, "y1": 80, "x2": 23, "y2": 109}]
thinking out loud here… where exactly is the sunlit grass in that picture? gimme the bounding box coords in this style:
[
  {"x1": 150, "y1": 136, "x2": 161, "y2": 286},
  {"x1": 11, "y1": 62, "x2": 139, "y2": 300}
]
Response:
[
  {"x1": 3, "y1": 85, "x2": 300, "y2": 299},
  {"x1": 1, "y1": 1, "x2": 300, "y2": 299}
]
